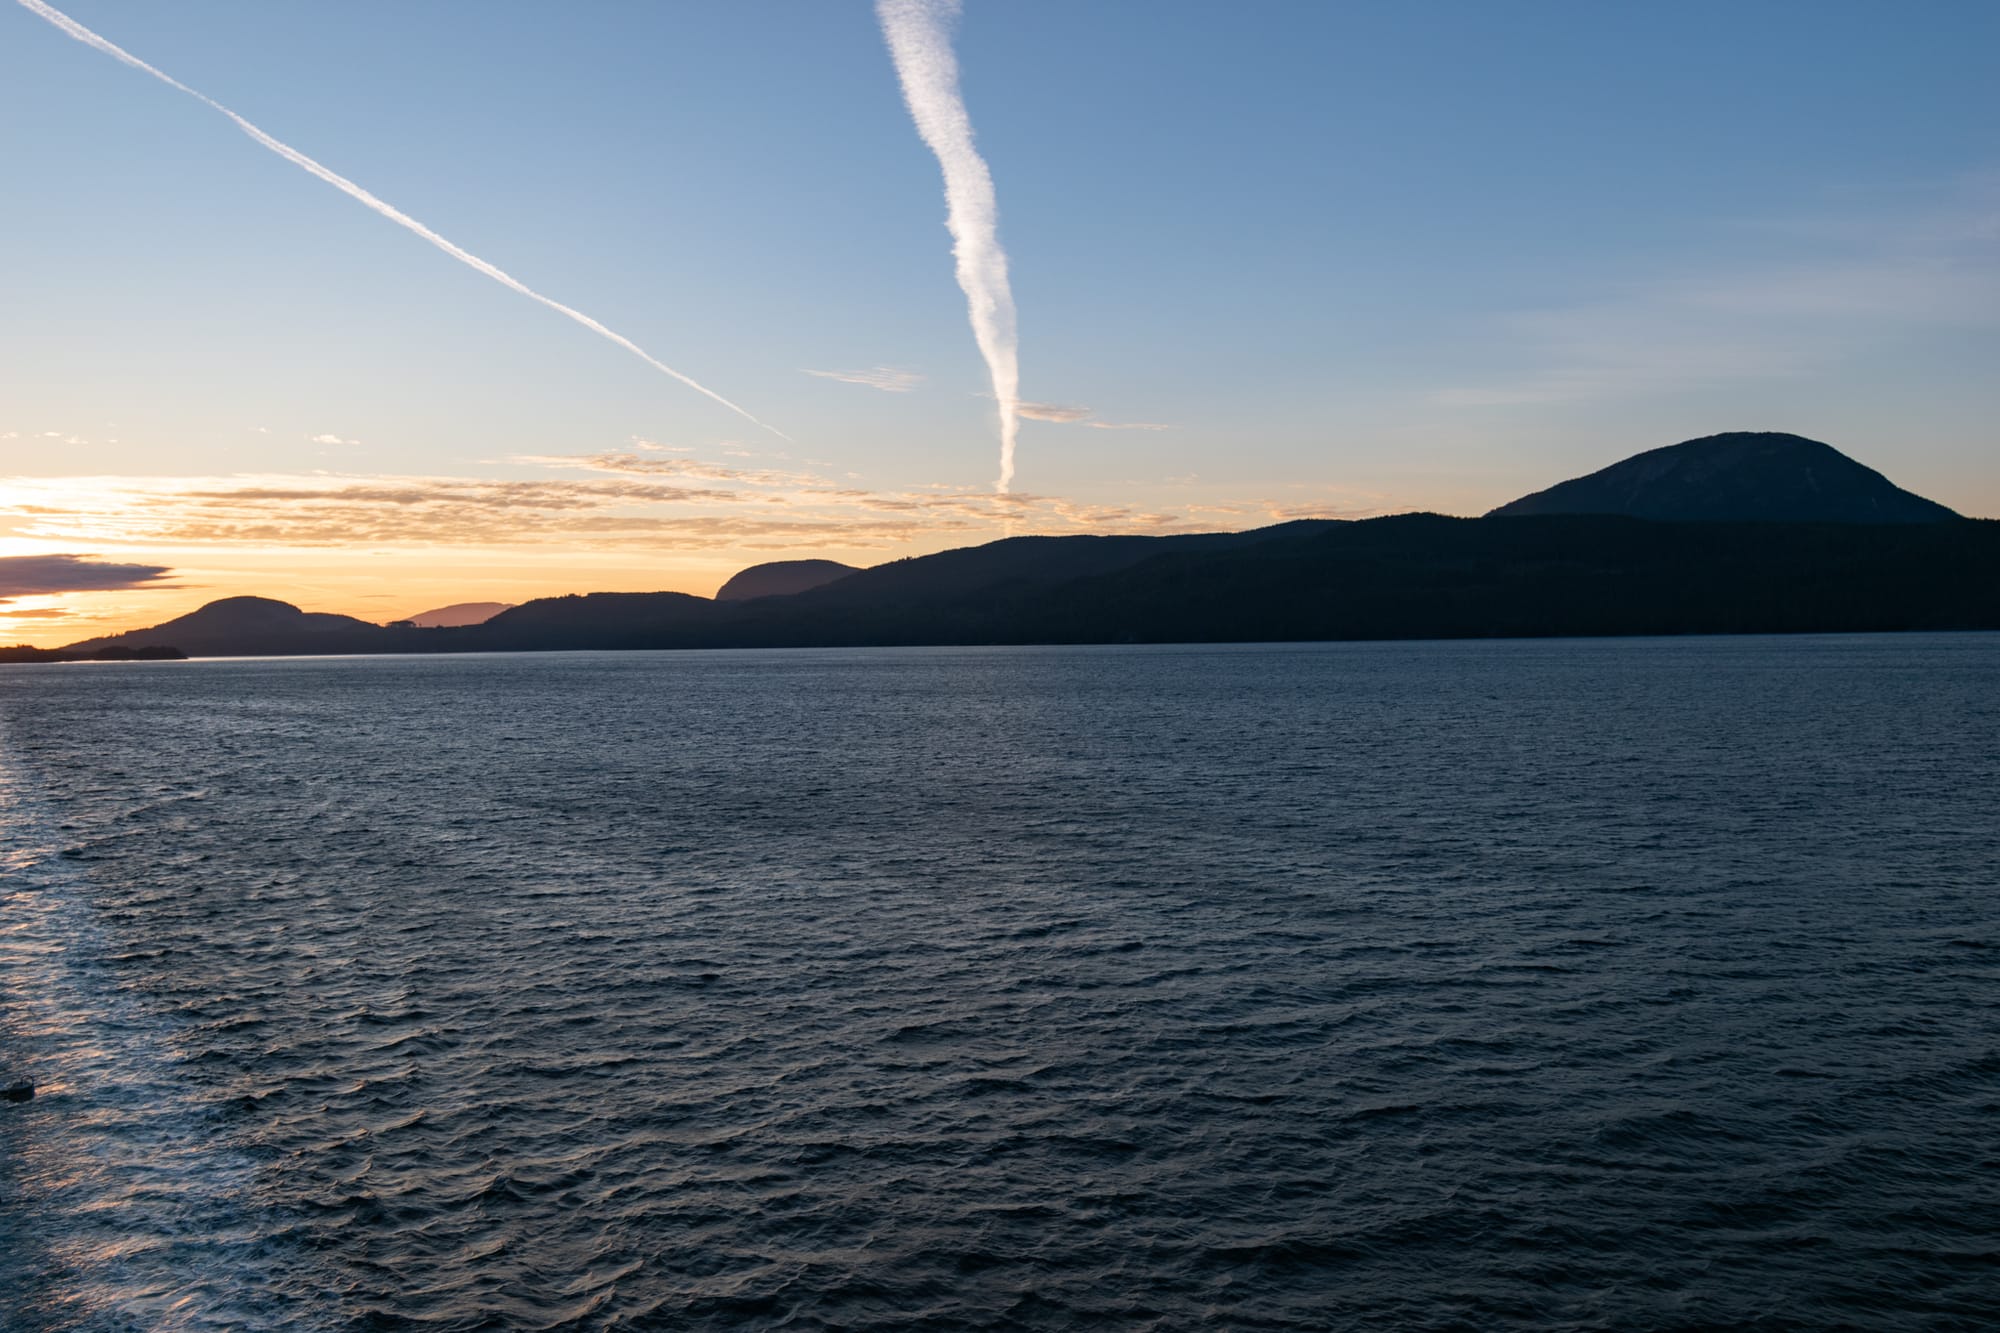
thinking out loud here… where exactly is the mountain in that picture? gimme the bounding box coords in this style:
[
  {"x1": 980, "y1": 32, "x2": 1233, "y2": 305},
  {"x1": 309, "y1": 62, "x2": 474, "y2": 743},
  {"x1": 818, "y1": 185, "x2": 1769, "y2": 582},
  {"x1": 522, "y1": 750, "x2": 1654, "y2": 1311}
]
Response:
[
  {"x1": 441, "y1": 522, "x2": 1345, "y2": 651},
  {"x1": 469, "y1": 591, "x2": 720, "y2": 650},
  {"x1": 1487, "y1": 432, "x2": 1960, "y2": 523},
  {"x1": 783, "y1": 523, "x2": 1339, "y2": 609},
  {"x1": 714, "y1": 560, "x2": 859, "y2": 601},
  {"x1": 438, "y1": 513, "x2": 1998, "y2": 651},
  {"x1": 400, "y1": 601, "x2": 513, "y2": 627},
  {"x1": 984, "y1": 513, "x2": 1999, "y2": 643},
  {"x1": 62, "y1": 434, "x2": 1993, "y2": 657},
  {"x1": 62, "y1": 513, "x2": 2000, "y2": 658},
  {"x1": 66, "y1": 596, "x2": 401, "y2": 657}
]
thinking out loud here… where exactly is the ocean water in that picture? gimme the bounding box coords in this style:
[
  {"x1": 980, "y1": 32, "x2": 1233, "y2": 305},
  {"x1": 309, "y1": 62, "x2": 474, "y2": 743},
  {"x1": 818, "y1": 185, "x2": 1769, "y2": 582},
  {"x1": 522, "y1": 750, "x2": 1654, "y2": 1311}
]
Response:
[{"x1": 0, "y1": 636, "x2": 1995, "y2": 1331}]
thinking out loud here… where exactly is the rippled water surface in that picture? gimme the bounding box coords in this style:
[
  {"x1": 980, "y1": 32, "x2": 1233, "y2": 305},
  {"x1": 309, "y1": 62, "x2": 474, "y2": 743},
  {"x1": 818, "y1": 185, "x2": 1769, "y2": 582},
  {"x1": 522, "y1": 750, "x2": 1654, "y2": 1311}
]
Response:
[{"x1": 2, "y1": 638, "x2": 1996, "y2": 1330}]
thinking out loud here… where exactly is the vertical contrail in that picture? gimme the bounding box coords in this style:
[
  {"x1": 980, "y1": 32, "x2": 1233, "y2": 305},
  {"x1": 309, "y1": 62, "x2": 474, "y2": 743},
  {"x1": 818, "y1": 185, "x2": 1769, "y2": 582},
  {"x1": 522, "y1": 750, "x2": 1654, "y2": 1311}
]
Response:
[
  {"x1": 876, "y1": 0, "x2": 1021, "y2": 492},
  {"x1": 14, "y1": 0, "x2": 787, "y2": 440}
]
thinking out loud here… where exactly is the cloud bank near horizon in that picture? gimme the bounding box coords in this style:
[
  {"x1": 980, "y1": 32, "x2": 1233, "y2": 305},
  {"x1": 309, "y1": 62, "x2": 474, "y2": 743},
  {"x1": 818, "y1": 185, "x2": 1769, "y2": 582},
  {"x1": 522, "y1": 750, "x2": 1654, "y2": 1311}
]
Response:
[
  {"x1": 877, "y1": 0, "x2": 1022, "y2": 491},
  {"x1": 0, "y1": 553, "x2": 174, "y2": 602},
  {"x1": 15, "y1": 0, "x2": 785, "y2": 439},
  {"x1": 0, "y1": 455, "x2": 1385, "y2": 558}
]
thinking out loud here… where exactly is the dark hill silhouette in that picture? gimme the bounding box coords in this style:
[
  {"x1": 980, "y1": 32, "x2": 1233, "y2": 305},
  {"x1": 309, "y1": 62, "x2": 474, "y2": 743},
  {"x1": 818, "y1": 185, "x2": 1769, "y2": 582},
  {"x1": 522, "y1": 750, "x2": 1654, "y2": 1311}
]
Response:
[
  {"x1": 792, "y1": 521, "x2": 1340, "y2": 608},
  {"x1": 0, "y1": 643, "x2": 187, "y2": 664},
  {"x1": 1487, "y1": 432, "x2": 1959, "y2": 523},
  {"x1": 471, "y1": 591, "x2": 719, "y2": 650},
  {"x1": 714, "y1": 559, "x2": 859, "y2": 601},
  {"x1": 446, "y1": 522, "x2": 1345, "y2": 650},
  {"x1": 437, "y1": 515, "x2": 1997, "y2": 651},
  {"x1": 995, "y1": 513, "x2": 1999, "y2": 643},
  {"x1": 60, "y1": 435, "x2": 1993, "y2": 656},
  {"x1": 401, "y1": 601, "x2": 513, "y2": 627},
  {"x1": 67, "y1": 596, "x2": 401, "y2": 657}
]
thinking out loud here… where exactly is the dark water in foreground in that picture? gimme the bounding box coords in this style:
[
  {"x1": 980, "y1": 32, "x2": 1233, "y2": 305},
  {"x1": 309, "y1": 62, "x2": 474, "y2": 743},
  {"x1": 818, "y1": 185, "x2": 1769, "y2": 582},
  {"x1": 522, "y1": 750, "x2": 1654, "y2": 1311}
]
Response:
[{"x1": 1, "y1": 637, "x2": 1995, "y2": 1331}]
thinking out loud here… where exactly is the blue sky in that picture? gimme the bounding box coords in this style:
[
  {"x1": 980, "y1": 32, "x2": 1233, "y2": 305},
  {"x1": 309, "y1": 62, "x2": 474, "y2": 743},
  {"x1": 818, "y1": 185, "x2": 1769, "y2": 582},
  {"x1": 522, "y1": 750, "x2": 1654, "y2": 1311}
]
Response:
[{"x1": 2, "y1": 1, "x2": 1995, "y2": 639}]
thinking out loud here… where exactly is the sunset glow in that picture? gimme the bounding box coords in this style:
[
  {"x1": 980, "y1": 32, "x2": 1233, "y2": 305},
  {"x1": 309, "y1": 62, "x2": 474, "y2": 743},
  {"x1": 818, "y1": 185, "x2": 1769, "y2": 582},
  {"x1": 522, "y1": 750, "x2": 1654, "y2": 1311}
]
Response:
[
  {"x1": 3, "y1": 5, "x2": 1997, "y2": 1328},
  {"x1": 3, "y1": 2, "x2": 1993, "y2": 645}
]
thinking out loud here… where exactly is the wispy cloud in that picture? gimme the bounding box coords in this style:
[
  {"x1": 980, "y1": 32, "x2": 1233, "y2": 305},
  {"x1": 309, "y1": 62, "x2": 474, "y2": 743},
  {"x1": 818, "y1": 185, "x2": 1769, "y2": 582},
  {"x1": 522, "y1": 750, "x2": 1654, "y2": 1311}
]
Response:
[
  {"x1": 1437, "y1": 183, "x2": 2000, "y2": 407},
  {"x1": 1016, "y1": 400, "x2": 1170, "y2": 431},
  {"x1": 804, "y1": 367, "x2": 925, "y2": 393},
  {"x1": 0, "y1": 553, "x2": 173, "y2": 602},
  {"x1": 16, "y1": 0, "x2": 785, "y2": 438},
  {"x1": 516, "y1": 452, "x2": 834, "y2": 491},
  {"x1": 309, "y1": 433, "x2": 359, "y2": 447},
  {"x1": 2, "y1": 456, "x2": 1398, "y2": 558},
  {"x1": 877, "y1": 0, "x2": 1021, "y2": 490},
  {"x1": 1016, "y1": 401, "x2": 1092, "y2": 424}
]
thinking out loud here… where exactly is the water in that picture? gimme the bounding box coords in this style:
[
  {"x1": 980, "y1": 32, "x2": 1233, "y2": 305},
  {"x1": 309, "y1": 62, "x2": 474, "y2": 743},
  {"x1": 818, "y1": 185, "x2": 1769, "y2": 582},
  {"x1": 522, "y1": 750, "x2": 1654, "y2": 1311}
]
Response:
[{"x1": 1, "y1": 637, "x2": 1995, "y2": 1331}]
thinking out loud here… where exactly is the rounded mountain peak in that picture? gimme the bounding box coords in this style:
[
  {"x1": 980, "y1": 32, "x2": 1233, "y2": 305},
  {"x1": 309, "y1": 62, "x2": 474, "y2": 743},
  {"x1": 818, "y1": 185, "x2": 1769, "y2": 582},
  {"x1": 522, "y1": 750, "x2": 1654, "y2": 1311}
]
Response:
[
  {"x1": 177, "y1": 596, "x2": 310, "y2": 624},
  {"x1": 1487, "y1": 432, "x2": 1959, "y2": 523},
  {"x1": 715, "y1": 559, "x2": 860, "y2": 602}
]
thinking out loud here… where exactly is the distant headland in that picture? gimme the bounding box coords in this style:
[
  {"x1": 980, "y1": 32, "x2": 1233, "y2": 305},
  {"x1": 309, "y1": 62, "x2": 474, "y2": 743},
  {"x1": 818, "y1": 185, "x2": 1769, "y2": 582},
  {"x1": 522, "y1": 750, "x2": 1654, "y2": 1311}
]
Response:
[
  {"x1": 0, "y1": 644, "x2": 188, "y2": 665},
  {"x1": 44, "y1": 434, "x2": 1999, "y2": 660}
]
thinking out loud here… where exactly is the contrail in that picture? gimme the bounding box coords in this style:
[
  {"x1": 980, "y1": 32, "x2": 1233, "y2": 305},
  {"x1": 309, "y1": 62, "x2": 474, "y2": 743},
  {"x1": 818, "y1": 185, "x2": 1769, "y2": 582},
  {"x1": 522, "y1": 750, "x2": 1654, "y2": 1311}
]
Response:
[
  {"x1": 876, "y1": 0, "x2": 1020, "y2": 492},
  {"x1": 15, "y1": 0, "x2": 787, "y2": 440}
]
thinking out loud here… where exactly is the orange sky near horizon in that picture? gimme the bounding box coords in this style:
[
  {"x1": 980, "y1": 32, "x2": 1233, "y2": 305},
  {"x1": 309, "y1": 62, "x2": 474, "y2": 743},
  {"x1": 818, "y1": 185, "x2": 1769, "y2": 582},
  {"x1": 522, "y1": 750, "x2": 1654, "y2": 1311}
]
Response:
[
  {"x1": 6, "y1": 437, "x2": 1997, "y2": 649},
  {"x1": 6, "y1": 4, "x2": 1995, "y2": 653},
  {"x1": 0, "y1": 543, "x2": 741, "y2": 647},
  {"x1": 0, "y1": 457, "x2": 1399, "y2": 647}
]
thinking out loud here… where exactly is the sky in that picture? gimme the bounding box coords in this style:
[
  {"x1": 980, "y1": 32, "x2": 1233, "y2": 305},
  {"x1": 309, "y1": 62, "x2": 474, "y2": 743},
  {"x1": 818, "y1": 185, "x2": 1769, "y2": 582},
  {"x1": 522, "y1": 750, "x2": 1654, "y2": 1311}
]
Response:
[{"x1": 3, "y1": 0, "x2": 1996, "y2": 645}]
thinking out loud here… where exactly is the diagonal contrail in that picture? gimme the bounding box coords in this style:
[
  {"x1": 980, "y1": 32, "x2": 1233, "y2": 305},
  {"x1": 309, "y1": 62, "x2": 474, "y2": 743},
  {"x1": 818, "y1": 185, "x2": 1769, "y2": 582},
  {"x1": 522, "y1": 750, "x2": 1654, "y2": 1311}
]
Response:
[
  {"x1": 876, "y1": 0, "x2": 1020, "y2": 492},
  {"x1": 15, "y1": 0, "x2": 787, "y2": 440}
]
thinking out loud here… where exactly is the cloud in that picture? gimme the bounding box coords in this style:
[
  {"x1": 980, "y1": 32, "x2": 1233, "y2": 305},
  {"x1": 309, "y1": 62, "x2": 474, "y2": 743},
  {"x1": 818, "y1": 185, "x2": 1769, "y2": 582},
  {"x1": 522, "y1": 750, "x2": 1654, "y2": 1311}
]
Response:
[
  {"x1": 803, "y1": 367, "x2": 925, "y2": 393},
  {"x1": 1015, "y1": 400, "x2": 1171, "y2": 431},
  {"x1": 1436, "y1": 183, "x2": 2000, "y2": 407},
  {"x1": 0, "y1": 457, "x2": 1401, "y2": 558},
  {"x1": 877, "y1": 0, "x2": 1021, "y2": 489},
  {"x1": 515, "y1": 451, "x2": 833, "y2": 491},
  {"x1": 309, "y1": 433, "x2": 360, "y2": 446},
  {"x1": 0, "y1": 553, "x2": 174, "y2": 602},
  {"x1": 1016, "y1": 401, "x2": 1092, "y2": 424}
]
